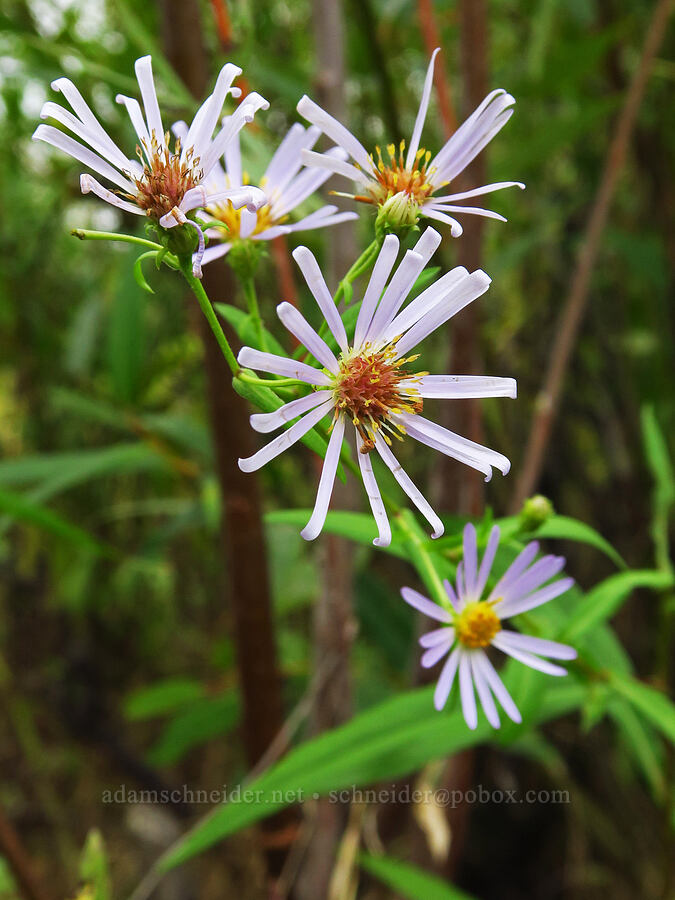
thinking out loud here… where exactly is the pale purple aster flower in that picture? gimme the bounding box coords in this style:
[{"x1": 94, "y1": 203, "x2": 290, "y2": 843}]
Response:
[
  {"x1": 33, "y1": 55, "x2": 268, "y2": 270},
  {"x1": 173, "y1": 124, "x2": 358, "y2": 266},
  {"x1": 297, "y1": 48, "x2": 524, "y2": 236},
  {"x1": 237, "y1": 227, "x2": 516, "y2": 545},
  {"x1": 403, "y1": 523, "x2": 577, "y2": 729}
]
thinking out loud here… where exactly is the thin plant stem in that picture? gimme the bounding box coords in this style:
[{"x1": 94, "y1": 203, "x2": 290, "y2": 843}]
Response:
[
  {"x1": 241, "y1": 276, "x2": 266, "y2": 350},
  {"x1": 178, "y1": 257, "x2": 239, "y2": 375},
  {"x1": 396, "y1": 508, "x2": 450, "y2": 611},
  {"x1": 71, "y1": 228, "x2": 164, "y2": 251}
]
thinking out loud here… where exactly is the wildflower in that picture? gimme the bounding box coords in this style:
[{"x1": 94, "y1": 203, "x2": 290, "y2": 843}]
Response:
[
  {"x1": 33, "y1": 56, "x2": 268, "y2": 272},
  {"x1": 237, "y1": 227, "x2": 516, "y2": 545},
  {"x1": 297, "y1": 48, "x2": 524, "y2": 236},
  {"x1": 403, "y1": 523, "x2": 576, "y2": 728},
  {"x1": 186, "y1": 124, "x2": 358, "y2": 267}
]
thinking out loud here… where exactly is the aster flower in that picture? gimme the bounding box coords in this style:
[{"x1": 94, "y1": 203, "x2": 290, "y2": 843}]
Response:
[
  {"x1": 33, "y1": 55, "x2": 268, "y2": 271},
  {"x1": 179, "y1": 124, "x2": 358, "y2": 266},
  {"x1": 403, "y1": 523, "x2": 577, "y2": 729},
  {"x1": 237, "y1": 227, "x2": 516, "y2": 545},
  {"x1": 297, "y1": 48, "x2": 524, "y2": 236}
]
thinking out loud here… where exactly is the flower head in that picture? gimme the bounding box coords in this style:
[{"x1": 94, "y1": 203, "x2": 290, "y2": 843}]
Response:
[
  {"x1": 237, "y1": 227, "x2": 516, "y2": 545},
  {"x1": 402, "y1": 523, "x2": 577, "y2": 729},
  {"x1": 33, "y1": 56, "x2": 269, "y2": 271},
  {"x1": 297, "y1": 48, "x2": 524, "y2": 237},
  {"x1": 188, "y1": 124, "x2": 357, "y2": 267}
]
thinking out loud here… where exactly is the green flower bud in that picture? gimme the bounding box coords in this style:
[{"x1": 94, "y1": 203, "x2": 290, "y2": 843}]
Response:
[
  {"x1": 375, "y1": 191, "x2": 421, "y2": 237},
  {"x1": 519, "y1": 494, "x2": 555, "y2": 531}
]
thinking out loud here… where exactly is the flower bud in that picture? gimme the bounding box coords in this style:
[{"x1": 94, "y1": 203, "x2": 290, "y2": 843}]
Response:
[
  {"x1": 519, "y1": 494, "x2": 555, "y2": 531},
  {"x1": 375, "y1": 191, "x2": 421, "y2": 237}
]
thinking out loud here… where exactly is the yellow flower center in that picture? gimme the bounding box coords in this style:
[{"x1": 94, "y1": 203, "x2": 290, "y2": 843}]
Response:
[
  {"x1": 332, "y1": 344, "x2": 425, "y2": 452},
  {"x1": 354, "y1": 141, "x2": 437, "y2": 208},
  {"x1": 455, "y1": 601, "x2": 501, "y2": 649},
  {"x1": 132, "y1": 132, "x2": 202, "y2": 220},
  {"x1": 207, "y1": 174, "x2": 280, "y2": 238}
]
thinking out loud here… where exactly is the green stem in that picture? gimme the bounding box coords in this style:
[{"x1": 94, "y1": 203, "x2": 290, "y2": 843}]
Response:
[
  {"x1": 241, "y1": 277, "x2": 266, "y2": 350},
  {"x1": 178, "y1": 257, "x2": 239, "y2": 376},
  {"x1": 396, "y1": 508, "x2": 451, "y2": 611},
  {"x1": 237, "y1": 373, "x2": 308, "y2": 390},
  {"x1": 71, "y1": 228, "x2": 164, "y2": 251}
]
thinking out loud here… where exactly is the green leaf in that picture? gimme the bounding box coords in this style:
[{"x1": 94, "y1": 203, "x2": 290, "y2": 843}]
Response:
[
  {"x1": 533, "y1": 515, "x2": 626, "y2": 569},
  {"x1": 608, "y1": 698, "x2": 666, "y2": 800},
  {"x1": 107, "y1": 260, "x2": 145, "y2": 404},
  {"x1": 266, "y1": 509, "x2": 407, "y2": 557},
  {"x1": 0, "y1": 487, "x2": 112, "y2": 557},
  {"x1": 216, "y1": 304, "x2": 287, "y2": 358},
  {"x1": 79, "y1": 830, "x2": 111, "y2": 900},
  {"x1": 560, "y1": 570, "x2": 673, "y2": 642},
  {"x1": 360, "y1": 853, "x2": 475, "y2": 900},
  {"x1": 124, "y1": 679, "x2": 206, "y2": 721},
  {"x1": 641, "y1": 406, "x2": 674, "y2": 570},
  {"x1": 608, "y1": 672, "x2": 675, "y2": 745},
  {"x1": 160, "y1": 677, "x2": 585, "y2": 869},
  {"x1": 147, "y1": 693, "x2": 240, "y2": 767}
]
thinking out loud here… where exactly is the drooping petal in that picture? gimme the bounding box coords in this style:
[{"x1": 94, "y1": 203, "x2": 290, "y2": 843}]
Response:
[
  {"x1": 406, "y1": 48, "x2": 440, "y2": 168},
  {"x1": 237, "y1": 347, "x2": 332, "y2": 386},
  {"x1": 475, "y1": 652, "x2": 521, "y2": 723},
  {"x1": 421, "y1": 206, "x2": 463, "y2": 237},
  {"x1": 297, "y1": 95, "x2": 375, "y2": 175},
  {"x1": 434, "y1": 646, "x2": 461, "y2": 711},
  {"x1": 493, "y1": 633, "x2": 569, "y2": 676},
  {"x1": 400, "y1": 587, "x2": 453, "y2": 623},
  {"x1": 356, "y1": 432, "x2": 392, "y2": 547},
  {"x1": 459, "y1": 652, "x2": 478, "y2": 729},
  {"x1": 471, "y1": 651, "x2": 500, "y2": 728},
  {"x1": 375, "y1": 435, "x2": 444, "y2": 539},
  {"x1": 292, "y1": 246, "x2": 349, "y2": 353},
  {"x1": 301, "y1": 416, "x2": 346, "y2": 540},
  {"x1": 250, "y1": 391, "x2": 329, "y2": 433},
  {"x1": 238, "y1": 397, "x2": 334, "y2": 473},
  {"x1": 276, "y1": 302, "x2": 339, "y2": 374},
  {"x1": 80, "y1": 174, "x2": 145, "y2": 215},
  {"x1": 398, "y1": 413, "x2": 511, "y2": 482}
]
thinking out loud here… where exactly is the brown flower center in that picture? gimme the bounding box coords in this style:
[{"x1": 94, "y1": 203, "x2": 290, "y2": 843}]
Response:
[
  {"x1": 332, "y1": 344, "x2": 424, "y2": 452},
  {"x1": 353, "y1": 141, "x2": 437, "y2": 208},
  {"x1": 131, "y1": 132, "x2": 202, "y2": 220},
  {"x1": 455, "y1": 602, "x2": 501, "y2": 649}
]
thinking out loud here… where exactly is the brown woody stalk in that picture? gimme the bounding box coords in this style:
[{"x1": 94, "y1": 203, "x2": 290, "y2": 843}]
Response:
[
  {"x1": 159, "y1": 0, "x2": 289, "y2": 871},
  {"x1": 0, "y1": 802, "x2": 51, "y2": 900},
  {"x1": 510, "y1": 0, "x2": 674, "y2": 511}
]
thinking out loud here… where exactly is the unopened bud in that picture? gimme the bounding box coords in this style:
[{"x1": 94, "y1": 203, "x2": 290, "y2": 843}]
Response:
[
  {"x1": 376, "y1": 191, "x2": 421, "y2": 236},
  {"x1": 519, "y1": 494, "x2": 554, "y2": 531}
]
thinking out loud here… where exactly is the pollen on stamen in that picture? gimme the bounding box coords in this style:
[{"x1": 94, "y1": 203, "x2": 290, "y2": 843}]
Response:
[
  {"x1": 455, "y1": 602, "x2": 501, "y2": 649},
  {"x1": 130, "y1": 131, "x2": 204, "y2": 220},
  {"x1": 331, "y1": 343, "x2": 424, "y2": 452}
]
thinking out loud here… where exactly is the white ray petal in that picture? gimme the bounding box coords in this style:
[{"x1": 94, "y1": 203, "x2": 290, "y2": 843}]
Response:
[
  {"x1": 116, "y1": 93, "x2": 151, "y2": 152},
  {"x1": 250, "y1": 391, "x2": 328, "y2": 433},
  {"x1": 134, "y1": 56, "x2": 164, "y2": 149},
  {"x1": 356, "y1": 431, "x2": 392, "y2": 547},
  {"x1": 463, "y1": 523, "x2": 478, "y2": 599},
  {"x1": 496, "y1": 555, "x2": 566, "y2": 610},
  {"x1": 33, "y1": 124, "x2": 135, "y2": 192},
  {"x1": 475, "y1": 525, "x2": 501, "y2": 600},
  {"x1": 431, "y1": 181, "x2": 525, "y2": 203},
  {"x1": 443, "y1": 578, "x2": 462, "y2": 612},
  {"x1": 400, "y1": 587, "x2": 452, "y2": 623},
  {"x1": 411, "y1": 375, "x2": 517, "y2": 399},
  {"x1": 40, "y1": 100, "x2": 133, "y2": 173},
  {"x1": 422, "y1": 639, "x2": 453, "y2": 669},
  {"x1": 292, "y1": 246, "x2": 349, "y2": 353},
  {"x1": 354, "y1": 234, "x2": 400, "y2": 350},
  {"x1": 237, "y1": 347, "x2": 332, "y2": 386},
  {"x1": 300, "y1": 148, "x2": 371, "y2": 186},
  {"x1": 185, "y1": 63, "x2": 241, "y2": 161},
  {"x1": 276, "y1": 302, "x2": 339, "y2": 373},
  {"x1": 365, "y1": 249, "x2": 425, "y2": 343},
  {"x1": 297, "y1": 95, "x2": 375, "y2": 174},
  {"x1": 476, "y1": 652, "x2": 521, "y2": 723},
  {"x1": 238, "y1": 397, "x2": 334, "y2": 473},
  {"x1": 301, "y1": 415, "x2": 346, "y2": 540},
  {"x1": 406, "y1": 48, "x2": 440, "y2": 168},
  {"x1": 375, "y1": 435, "x2": 444, "y2": 539},
  {"x1": 80, "y1": 174, "x2": 145, "y2": 215},
  {"x1": 49, "y1": 78, "x2": 130, "y2": 167},
  {"x1": 492, "y1": 634, "x2": 569, "y2": 677},
  {"x1": 498, "y1": 630, "x2": 577, "y2": 661},
  {"x1": 420, "y1": 626, "x2": 455, "y2": 648},
  {"x1": 421, "y1": 206, "x2": 463, "y2": 237},
  {"x1": 496, "y1": 577, "x2": 575, "y2": 618},
  {"x1": 381, "y1": 267, "x2": 469, "y2": 344}
]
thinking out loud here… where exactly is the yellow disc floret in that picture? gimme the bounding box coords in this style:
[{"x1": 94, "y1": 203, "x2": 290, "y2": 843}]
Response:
[{"x1": 455, "y1": 601, "x2": 501, "y2": 649}]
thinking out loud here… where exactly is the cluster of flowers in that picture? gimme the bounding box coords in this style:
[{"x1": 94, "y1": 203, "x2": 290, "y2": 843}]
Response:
[{"x1": 36, "y1": 52, "x2": 576, "y2": 729}]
